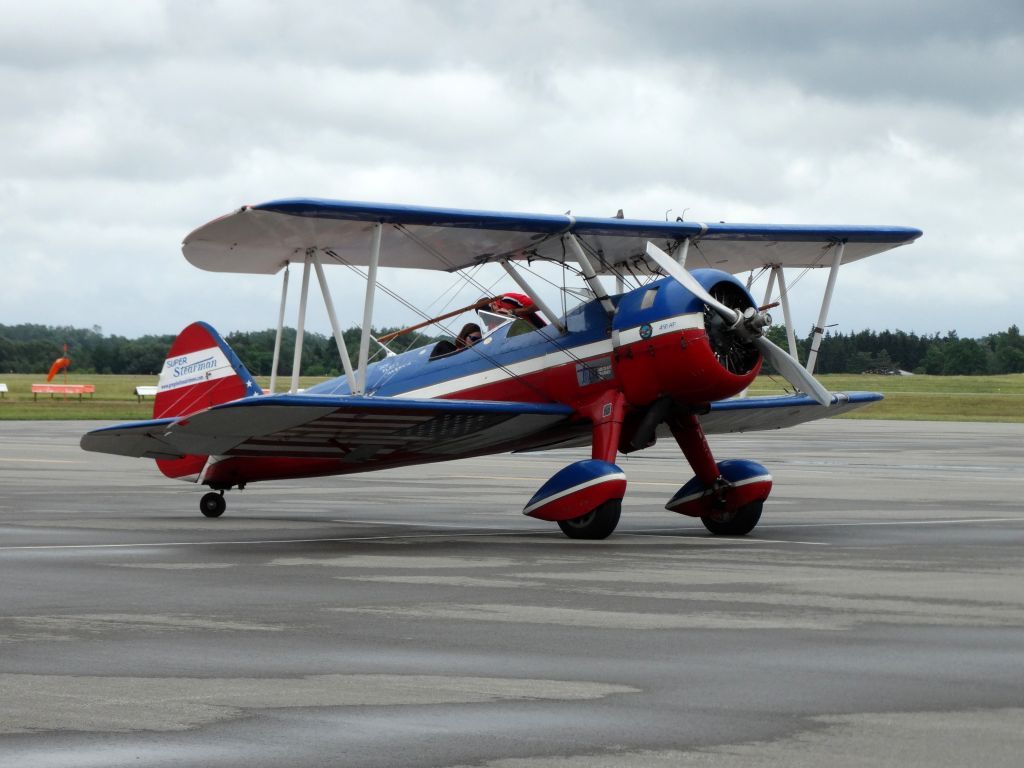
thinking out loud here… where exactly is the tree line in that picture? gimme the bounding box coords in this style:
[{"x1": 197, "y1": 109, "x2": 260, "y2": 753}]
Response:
[
  {"x1": 762, "y1": 325, "x2": 1024, "y2": 375},
  {"x1": 2, "y1": 322, "x2": 1023, "y2": 377},
  {"x1": 0, "y1": 324, "x2": 439, "y2": 377}
]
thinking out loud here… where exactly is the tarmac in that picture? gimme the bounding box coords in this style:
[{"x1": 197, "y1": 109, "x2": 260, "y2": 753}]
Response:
[{"x1": 1, "y1": 418, "x2": 1023, "y2": 767}]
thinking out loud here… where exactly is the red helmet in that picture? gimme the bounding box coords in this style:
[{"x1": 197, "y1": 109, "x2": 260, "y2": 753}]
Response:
[
  {"x1": 480, "y1": 292, "x2": 546, "y2": 329},
  {"x1": 488, "y1": 292, "x2": 534, "y2": 314}
]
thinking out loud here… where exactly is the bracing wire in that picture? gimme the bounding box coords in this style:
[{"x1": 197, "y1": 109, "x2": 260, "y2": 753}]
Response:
[
  {"x1": 326, "y1": 225, "x2": 639, "y2": 398},
  {"x1": 321, "y1": 248, "x2": 557, "y2": 401}
]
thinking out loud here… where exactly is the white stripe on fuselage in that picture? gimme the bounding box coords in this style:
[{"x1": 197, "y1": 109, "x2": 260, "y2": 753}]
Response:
[
  {"x1": 400, "y1": 338, "x2": 612, "y2": 399},
  {"x1": 615, "y1": 312, "x2": 703, "y2": 346},
  {"x1": 399, "y1": 312, "x2": 703, "y2": 400}
]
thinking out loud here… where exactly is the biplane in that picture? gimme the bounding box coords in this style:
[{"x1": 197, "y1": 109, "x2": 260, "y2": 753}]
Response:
[{"x1": 81, "y1": 199, "x2": 921, "y2": 538}]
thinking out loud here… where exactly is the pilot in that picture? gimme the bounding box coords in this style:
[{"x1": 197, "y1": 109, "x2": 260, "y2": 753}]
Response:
[{"x1": 455, "y1": 322, "x2": 483, "y2": 350}]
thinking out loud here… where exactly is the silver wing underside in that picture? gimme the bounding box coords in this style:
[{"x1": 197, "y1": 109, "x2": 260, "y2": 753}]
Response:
[{"x1": 183, "y1": 199, "x2": 922, "y2": 277}]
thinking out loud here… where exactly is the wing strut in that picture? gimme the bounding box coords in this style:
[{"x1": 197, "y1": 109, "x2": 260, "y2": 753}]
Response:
[
  {"x1": 356, "y1": 223, "x2": 383, "y2": 394},
  {"x1": 290, "y1": 251, "x2": 313, "y2": 394},
  {"x1": 805, "y1": 242, "x2": 844, "y2": 374},
  {"x1": 773, "y1": 265, "x2": 800, "y2": 361},
  {"x1": 564, "y1": 234, "x2": 615, "y2": 317},
  {"x1": 313, "y1": 251, "x2": 359, "y2": 393},
  {"x1": 498, "y1": 260, "x2": 566, "y2": 334},
  {"x1": 760, "y1": 265, "x2": 777, "y2": 306},
  {"x1": 269, "y1": 263, "x2": 290, "y2": 394},
  {"x1": 676, "y1": 237, "x2": 691, "y2": 267},
  {"x1": 275, "y1": 246, "x2": 362, "y2": 396}
]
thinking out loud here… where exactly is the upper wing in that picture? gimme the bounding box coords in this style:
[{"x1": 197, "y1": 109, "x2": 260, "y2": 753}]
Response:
[
  {"x1": 81, "y1": 394, "x2": 576, "y2": 464},
  {"x1": 183, "y1": 198, "x2": 922, "y2": 276},
  {"x1": 699, "y1": 391, "x2": 883, "y2": 434}
]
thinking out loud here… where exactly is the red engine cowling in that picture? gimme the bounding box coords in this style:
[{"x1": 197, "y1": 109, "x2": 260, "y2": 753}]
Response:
[{"x1": 612, "y1": 275, "x2": 763, "y2": 408}]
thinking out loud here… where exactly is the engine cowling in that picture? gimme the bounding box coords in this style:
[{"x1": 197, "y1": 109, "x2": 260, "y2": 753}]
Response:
[{"x1": 611, "y1": 272, "x2": 763, "y2": 408}]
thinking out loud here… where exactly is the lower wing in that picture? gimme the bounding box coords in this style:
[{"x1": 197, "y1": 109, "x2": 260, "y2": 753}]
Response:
[
  {"x1": 701, "y1": 391, "x2": 882, "y2": 434},
  {"x1": 81, "y1": 391, "x2": 881, "y2": 467},
  {"x1": 81, "y1": 394, "x2": 575, "y2": 463}
]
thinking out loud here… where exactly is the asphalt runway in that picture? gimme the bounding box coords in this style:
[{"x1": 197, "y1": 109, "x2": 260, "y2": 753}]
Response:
[{"x1": 2, "y1": 418, "x2": 1023, "y2": 767}]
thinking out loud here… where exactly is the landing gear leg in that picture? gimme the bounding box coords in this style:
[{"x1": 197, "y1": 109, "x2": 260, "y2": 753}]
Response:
[
  {"x1": 666, "y1": 413, "x2": 771, "y2": 536},
  {"x1": 526, "y1": 392, "x2": 628, "y2": 540},
  {"x1": 557, "y1": 393, "x2": 626, "y2": 540},
  {"x1": 669, "y1": 412, "x2": 724, "y2": 492},
  {"x1": 200, "y1": 491, "x2": 226, "y2": 518}
]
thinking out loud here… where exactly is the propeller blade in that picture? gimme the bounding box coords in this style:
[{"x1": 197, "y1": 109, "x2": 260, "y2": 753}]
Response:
[
  {"x1": 753, "y1": 336, "x2": 832, "y2": 407},
  {"x1": 645, "y1": 241, "x2": 830, "y2": 406},
  {"x1": 645, "y1": 241, "x2": 739, "y2": 323}
]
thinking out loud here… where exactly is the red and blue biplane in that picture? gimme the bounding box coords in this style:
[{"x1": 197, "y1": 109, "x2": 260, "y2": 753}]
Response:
[{"x1": 81, "y1": 199, "x2": 921, "y2": 538}]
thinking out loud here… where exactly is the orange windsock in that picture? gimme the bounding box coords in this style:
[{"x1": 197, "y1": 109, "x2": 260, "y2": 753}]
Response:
[{"x1": 46, "y1": 357, "x2": 71, "y2": 382}]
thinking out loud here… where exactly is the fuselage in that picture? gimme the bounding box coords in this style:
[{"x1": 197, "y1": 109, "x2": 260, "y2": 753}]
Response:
[
  {"x1": 189, "y1": 270, "x2": 762, "y2": 488},
  {"x1": 306, "y1": 270, "x2": 760, "y2": 411}
]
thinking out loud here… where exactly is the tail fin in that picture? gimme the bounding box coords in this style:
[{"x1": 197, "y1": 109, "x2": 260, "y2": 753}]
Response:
[
  {"x1": 154, "y1": 321, "x2": 261, "y2": 420},
  {"x1": 154, "y1": 322, "x2": 261, "y2": 483}
]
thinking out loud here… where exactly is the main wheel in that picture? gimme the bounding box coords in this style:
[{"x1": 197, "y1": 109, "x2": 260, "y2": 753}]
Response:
[
  {"x1": 701, "y1": 500, "x2": 763, "y2": 536},
  {"x1": 557, "y1": 499, "x2": 622, "y2": 540},
  {"x1": 200, "y1": 491, "x2": 226, "y2": 518}
]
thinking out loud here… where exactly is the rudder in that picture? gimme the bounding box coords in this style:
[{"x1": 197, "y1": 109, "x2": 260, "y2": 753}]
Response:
[{"x1": 154, "y1": 321, "x2": 261, "y2": 482}]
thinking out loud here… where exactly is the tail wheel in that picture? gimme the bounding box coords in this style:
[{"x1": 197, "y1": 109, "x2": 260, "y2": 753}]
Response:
[
  {"x1": 701, "y1": 500, "x2": 763, "y2": 536},
  {"x1": 557, "y1": 499, "x2": 622, "y2": 540},
  {"x1": 200, "y1": 491, "x2": 226, "y2": 518}
]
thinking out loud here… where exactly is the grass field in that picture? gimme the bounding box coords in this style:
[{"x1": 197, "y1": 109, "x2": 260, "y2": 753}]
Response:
[
  {"x1": 750, "y1": 373, "x2": 1024, "y2": 423},
  {"x1": 0, "y1": 374, "x2": 332, "y2": 421},
  {"x1": 1, "y1": 371, "x2": 1022, "y2": 422}
]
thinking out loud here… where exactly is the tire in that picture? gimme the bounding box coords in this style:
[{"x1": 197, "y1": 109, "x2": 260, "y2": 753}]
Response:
[
  {"x1": 557, "y1": 499, "x2": 622, "y2": 540},
  {"x1": 200, "y1": 492, "x2": 226, "y2": 518},
  {"x1": 701, "y1": 500, "x2": 762, "y2": 536}
]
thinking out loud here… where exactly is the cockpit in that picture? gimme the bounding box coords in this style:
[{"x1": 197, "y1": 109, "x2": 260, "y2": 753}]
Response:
[{"x1": 428, "y1": 295, "x2": 548, "y2": 361}]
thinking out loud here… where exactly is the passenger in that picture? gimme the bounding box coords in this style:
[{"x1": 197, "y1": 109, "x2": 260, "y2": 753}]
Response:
[{"x1": 455, "y1": 322, "x2": 483, "y2": 350}]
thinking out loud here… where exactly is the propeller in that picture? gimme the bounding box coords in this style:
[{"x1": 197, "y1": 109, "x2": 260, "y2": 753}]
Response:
[{"x1": 644, "y1": 242, "x2": 832, "y2": 407}]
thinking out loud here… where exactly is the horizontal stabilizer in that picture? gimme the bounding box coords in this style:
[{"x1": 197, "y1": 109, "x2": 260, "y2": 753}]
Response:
[{"x1": 80, "y1": 418, "x2": 183, "y2": 459}]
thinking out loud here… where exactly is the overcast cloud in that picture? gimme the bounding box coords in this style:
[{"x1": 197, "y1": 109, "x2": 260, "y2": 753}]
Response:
[{"x1": 2, "y1": 0, "x2": 1022, "y2": 341}]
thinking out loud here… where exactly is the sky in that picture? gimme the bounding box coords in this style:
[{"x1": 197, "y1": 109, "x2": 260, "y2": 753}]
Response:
[{"x1": 2, "y1": 0, "x2": 1022, "y2": 343}]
